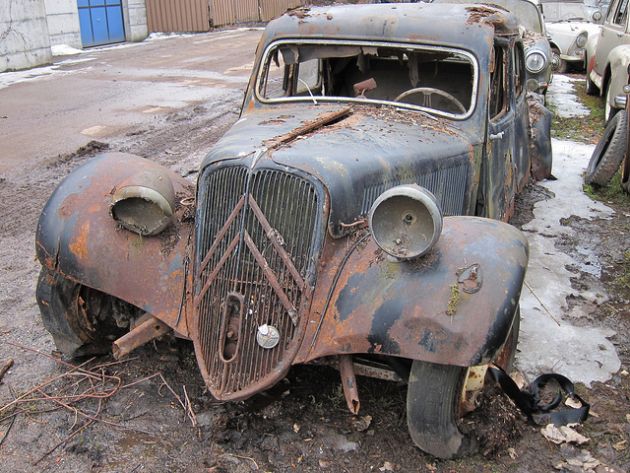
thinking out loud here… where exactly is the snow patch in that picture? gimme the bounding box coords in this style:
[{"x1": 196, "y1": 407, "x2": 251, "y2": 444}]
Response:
[
  {"x1": 51, "y1": 44, "x2": 83, "y2": 56},
  {"x1": 546, "y1": 74, "x2": 590, "y2": 118},
  {"x1": 517, "y1": 138, "x2": 620, "y2": 386}
]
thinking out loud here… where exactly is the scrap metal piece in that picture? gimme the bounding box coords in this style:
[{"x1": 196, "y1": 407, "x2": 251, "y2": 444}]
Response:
[
  {"x1": 112, "y1": 316, "x2": 170, "y2": 359},
  {"x1": 339, "y1": 355, "x2": 360, "y2": 415}
]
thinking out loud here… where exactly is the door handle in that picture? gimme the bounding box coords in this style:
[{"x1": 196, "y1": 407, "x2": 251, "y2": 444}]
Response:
[{"x1": 489, "y1": 131, "x2": 505, "y2": 141}]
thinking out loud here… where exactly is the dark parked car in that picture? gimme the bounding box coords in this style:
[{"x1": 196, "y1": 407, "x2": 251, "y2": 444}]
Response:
[{"x1": 35, "y1": 3, "x2": 552, "y2": 459}]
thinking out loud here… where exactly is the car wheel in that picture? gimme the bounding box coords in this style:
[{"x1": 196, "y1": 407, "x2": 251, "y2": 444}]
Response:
[
  {"x1": 585, "y1": 110, "x2": 628, "y2": 186},
  {"x1": 36, "y1": 269, "x2": 137, "y2": 357},
  {"x1": 585, "y1": 68, "x2": 598, "y2": 95},
  {"x1": 621, "y1": 150, "x2": 630, "y2": 193},
  {"x1": 605, "y1": 84, "x2": 619, "y2": 123},
  {"x1": 551, "y1": 47, "x2": 567, "y2": 74},
  {"x1": 406, "y1": 308, "x2": 519, "y2": 459}
]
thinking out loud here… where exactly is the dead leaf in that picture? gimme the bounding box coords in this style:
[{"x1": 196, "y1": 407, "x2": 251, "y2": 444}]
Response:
[
  {"x1": 508, "y1": 447, "x2": 518, "y2": 459},
  {"x1": 541, "y1": 424, "x2": 589, "y2": 445},
  {"x1": 565, "y1": 397, "x2": 582, "y2": 409},
  {"x1": 352, "y1": 415, "x2": 372, "y2": 432},
  {"x1": 379, "y1": 461, "x2": 395, "y2": 472},
  {"x1": 293, "y1": 423, "x2": 300, "y2": 433},
  {"x1": 612, "y1": 439, "x2": 626, "y2": 451}
]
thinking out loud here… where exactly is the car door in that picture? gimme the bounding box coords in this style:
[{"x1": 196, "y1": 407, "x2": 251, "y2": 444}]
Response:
[
  {"x1": 595, "y1": 0, "x2": 630, "y2": 77},
  {"x1": 481, "y1": 41, "x2": 518, "y2": 221},
  {"x1": 512, "y1": 41, "x2": 530, "y2": 192}
]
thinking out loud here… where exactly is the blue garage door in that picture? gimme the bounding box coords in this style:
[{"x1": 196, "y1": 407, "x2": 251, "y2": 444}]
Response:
[{"x1": 78, "y1": 0, "x2": 126, "y2": 47}]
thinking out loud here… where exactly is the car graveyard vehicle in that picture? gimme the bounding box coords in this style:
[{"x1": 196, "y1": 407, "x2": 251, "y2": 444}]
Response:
[{"x1": 35, "y1": 3, "x2": 553, "y2": 459}]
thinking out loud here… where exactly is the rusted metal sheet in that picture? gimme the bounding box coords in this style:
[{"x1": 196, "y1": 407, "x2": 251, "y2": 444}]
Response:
[
  {"x1": 146, "y1": 0, "x2": 210, "y2": 33},
  {"x1": 36, "y1": 153, "x2": 195, "y2": 338},
  {"x1": 210, "y1": 0, "x2": 259, "y2": 27},
  {"x1": 294, "y1": 217, "x2": 528, "y2": 368},
  {"x1": 259, "y1": 0, "x2": 302, "y2": 22}
]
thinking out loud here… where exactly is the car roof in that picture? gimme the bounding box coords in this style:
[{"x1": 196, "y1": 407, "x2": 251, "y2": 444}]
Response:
[{"x1": 262, "y1": 3, "x2": 519, "y2": 52}]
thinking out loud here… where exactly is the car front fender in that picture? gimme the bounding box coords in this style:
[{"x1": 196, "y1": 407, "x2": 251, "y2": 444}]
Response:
[
  {"x1": 300, "y1": 217, "x2": 528, "y2": 367},
  {"x1": 607, "y1": 45, "x2": 630, "y2": 110},
  {"x1": 36, "y1": 153, "x2": 195, "y2": 336}
]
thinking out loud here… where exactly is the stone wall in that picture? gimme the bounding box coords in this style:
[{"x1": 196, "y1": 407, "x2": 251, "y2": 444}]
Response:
[
  {"x1": 43, "y1": 0, "x2": 81, "y2": 48},
  {"x1": 0, "y1": 0, "x2": 53, "y2": 72},
  {"x1": 125, "y1": 0, "x2": 148, "y2": 42}
]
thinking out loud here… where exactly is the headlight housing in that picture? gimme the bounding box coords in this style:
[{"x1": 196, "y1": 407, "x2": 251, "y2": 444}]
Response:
[
  {"x1": 526, "y1": 50, "x2": 547, "y2": 74},
  {"x1": 592, "y1": 11, "x2": 602, "y2": 22},
  {"x1": 368, "y1": 184, "x2": 443, "y2": 260},
  {"x1": 111, "y1": 169, "x2": 176, "y2": 236},
  {"x1": 576, "y1": 32, "x2": 588, "y2": 49}
]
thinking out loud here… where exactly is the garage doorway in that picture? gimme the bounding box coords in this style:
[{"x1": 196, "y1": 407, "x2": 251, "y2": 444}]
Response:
[{"x1": 78, "y1": 0, "x2": 126, "y2": 47}]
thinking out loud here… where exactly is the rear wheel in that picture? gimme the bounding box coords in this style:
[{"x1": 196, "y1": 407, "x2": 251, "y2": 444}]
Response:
[
  {"x1": 36, "y1": 269, "x2": 139, "y2": 357},
  {"x1": 406, "y1": 307, "x2": 520, "y2": 459}
]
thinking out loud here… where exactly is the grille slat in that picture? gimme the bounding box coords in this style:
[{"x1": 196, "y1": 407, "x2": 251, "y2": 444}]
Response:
[{"x1": 195, "y1": 166, "x2": 321, "y2": 397}]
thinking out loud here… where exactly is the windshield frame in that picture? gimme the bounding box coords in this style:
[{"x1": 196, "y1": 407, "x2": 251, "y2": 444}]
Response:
[{"x1": 254, "y1": 38, "x2": 480, "y2": 121}]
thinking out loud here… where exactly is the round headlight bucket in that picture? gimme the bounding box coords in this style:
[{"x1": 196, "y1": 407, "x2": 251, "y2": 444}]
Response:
[
  {"x1": 368, "y1": 184, "x2": 443, "y2": 260},
  {"x1": 576, "y1": 32, "x2": 588, "y2": 48},
  {"x1": 592, "y1": 11, "x2": 602, "y2": 22},
  {"x1": 526, "y1": 51, "x2": 547, "y2": 73},
  {"x1": 111, "y1": 170, "x2": 176, "y2": 236}
]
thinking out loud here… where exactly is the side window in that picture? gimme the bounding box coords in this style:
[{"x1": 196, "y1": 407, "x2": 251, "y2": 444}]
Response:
[
  {"x1": 613, "y1": 0, "x2": 629, "y2": 26},
  {"x1": 513, "y1": 44, "x2": 525, "y2": 97},
  {"x1": 489, "y1": 45, "x2": 508, "y2": 119},
  {"x1": 607, "y1": 0, "x2": 618, "y2": 23}
]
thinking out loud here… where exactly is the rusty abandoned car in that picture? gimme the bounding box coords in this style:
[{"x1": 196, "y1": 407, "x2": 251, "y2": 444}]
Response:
[{"x1": 35, "y1": 3, "x2": 553, "y2": 459}]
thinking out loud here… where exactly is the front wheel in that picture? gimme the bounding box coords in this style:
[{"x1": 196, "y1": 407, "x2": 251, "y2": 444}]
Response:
[
  {"x1": 551, "y1": 47, "x2": 567, "y2": 74},
  {"x1": 406, "y1": 361, "x2": 473, "y2": 459},
  {"x1": 406, "y1": 308, "x2": 520, "y2": 459},
  {"x1": 36, "y1": 269, "x2": 140, "y2": 357}
]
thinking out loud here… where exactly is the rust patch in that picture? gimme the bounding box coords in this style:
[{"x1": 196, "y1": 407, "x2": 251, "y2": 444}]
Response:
[
  {"x1": 68, "y1": 221, "x2": 90, "y2": 261},
  {"x1": 58, "y1": 194, "x2": 80, "y2": 218}
]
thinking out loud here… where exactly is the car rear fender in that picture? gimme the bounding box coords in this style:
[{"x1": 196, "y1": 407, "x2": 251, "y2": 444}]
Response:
[
  {"x1": 299, "y1": 217, "x2": 528, "y2": 367},
  {"x1": 36, "y1": 153, "x2": 194, "y2": 336}
]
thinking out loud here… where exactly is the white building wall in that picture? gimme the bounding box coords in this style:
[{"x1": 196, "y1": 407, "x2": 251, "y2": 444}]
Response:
[
  {"x1": 0, "y1": 0, "x2": 53, "y2": 72},
  {"x1": 125, "y1": 0, "x2": 148, "y2": 42},
  {"x1": 44, "y1": 0, "x2": 81, "y2": 48}
]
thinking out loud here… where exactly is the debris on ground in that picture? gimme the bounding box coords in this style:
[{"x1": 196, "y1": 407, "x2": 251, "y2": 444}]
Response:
[
  {"x1": 0, "y1": 359, "x2": 13, "y2": 383},
  {"x1": 541, "y1": 424, "x2": 590, "y2": 445}
]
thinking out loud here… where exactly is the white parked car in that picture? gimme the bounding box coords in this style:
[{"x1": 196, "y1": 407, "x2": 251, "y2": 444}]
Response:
[
  {"x1": 585, "y1": 0, "x2": 630, "y2": 120},
  {"x1": 538, "y1": 0, "x2": 602, "y2": 72}
]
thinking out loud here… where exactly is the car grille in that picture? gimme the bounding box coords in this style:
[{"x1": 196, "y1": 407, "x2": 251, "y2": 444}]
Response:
[{"x1": 195, "y1": 165, "x2": 321, "y2": 398}]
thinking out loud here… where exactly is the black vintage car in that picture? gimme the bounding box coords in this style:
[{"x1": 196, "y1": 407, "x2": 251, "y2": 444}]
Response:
[{"x1": 36, "y1": 3, "x2": 552, "y2": 458}]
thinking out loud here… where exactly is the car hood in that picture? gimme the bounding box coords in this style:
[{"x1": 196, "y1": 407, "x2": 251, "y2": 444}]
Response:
[{"x1": 200, "y1": 104, "x2": 479, "y2": 237}]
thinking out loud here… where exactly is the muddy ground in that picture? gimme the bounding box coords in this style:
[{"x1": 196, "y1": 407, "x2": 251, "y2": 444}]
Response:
[{"x1": 0, "y1": 49, "x2": 629, "y2": 473}]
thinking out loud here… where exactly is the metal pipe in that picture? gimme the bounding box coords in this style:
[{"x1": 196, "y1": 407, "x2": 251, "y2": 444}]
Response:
[
  {"x1": 112, "y1": 316, "x2": 170, "y2": 359},
  {"x1": 338, "y1": 355, "x2": 360, "y2": 415}
]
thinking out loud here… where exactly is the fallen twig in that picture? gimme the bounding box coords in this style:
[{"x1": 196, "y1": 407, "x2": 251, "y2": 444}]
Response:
[
  {"x1": 524, "y1": 281, "x2": 562, "y2": 326},
  {"x1": 0, "y1": 359, "x2": 14, "y2": 383},
  {"x1": 0, "y1": 414, "x2": 16, "y2": 449}
]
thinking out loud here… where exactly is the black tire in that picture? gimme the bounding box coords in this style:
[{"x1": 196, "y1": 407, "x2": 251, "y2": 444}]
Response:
[
  {"x1": 406, "y1": 307, "x2": 520, "y2": 459},
  {"x1": 621, "y1": 153, "x2": 630, "y2": 193},
  {"x1": 551, "y1": 47, "x2": 567, "y2": 74},
  {"x1": 585, "y1": 68, "x2": 598, "y2": 95},
  {"x1": 407, "y1": 361, "x2": 473, "y2": 459},
  {"x1": 605, "y1": 83, "x2": 619, "y2": 123},
  {"x1": 585, "y1": 110, "x2": 627, "y2": 186},
  {"x1": 36, "y1": 269, "x2": 136, "y2": 357}
]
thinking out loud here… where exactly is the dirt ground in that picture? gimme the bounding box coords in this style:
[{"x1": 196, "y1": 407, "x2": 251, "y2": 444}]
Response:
[{"x1": 1, "y1": 36, "x2": 629, "y2": 473}]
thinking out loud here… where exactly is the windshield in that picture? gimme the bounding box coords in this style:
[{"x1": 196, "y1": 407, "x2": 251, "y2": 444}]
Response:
[
  {"x1": 256, "y1": 40, "x2": 478, "y2": 119},
  {"x1": 538, "y1": 0, "x2": 590, "y2": 20},
  {"x1": 432, "y1": 0, "x2": 544, "y2": 33}
]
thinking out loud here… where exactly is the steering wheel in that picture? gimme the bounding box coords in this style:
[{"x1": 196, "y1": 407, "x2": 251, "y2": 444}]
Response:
[{"x1": 394, "y1": 87, "x2": 466, "y2": 114}]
